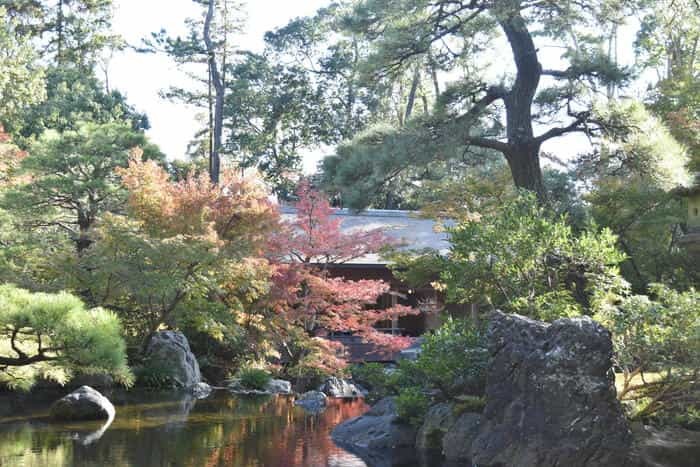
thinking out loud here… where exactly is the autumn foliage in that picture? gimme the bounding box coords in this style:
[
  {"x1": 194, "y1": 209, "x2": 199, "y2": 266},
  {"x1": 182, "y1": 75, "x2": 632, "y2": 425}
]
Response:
[
  {"x1": 86, "y1": 156, "x2": 278, "y2": 339},
  {"x1": 267, "y1": 181, "x2": 417, "y2": 374},
  {"x1": 117, "y1": 151, "x2": 278, "y2": 247}
]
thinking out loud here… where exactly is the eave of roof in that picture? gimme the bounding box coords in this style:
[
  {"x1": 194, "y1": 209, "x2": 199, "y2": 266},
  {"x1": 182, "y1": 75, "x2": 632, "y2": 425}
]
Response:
[{"x1": 280, "y1": 206, "x2": 450, "y2": 265}]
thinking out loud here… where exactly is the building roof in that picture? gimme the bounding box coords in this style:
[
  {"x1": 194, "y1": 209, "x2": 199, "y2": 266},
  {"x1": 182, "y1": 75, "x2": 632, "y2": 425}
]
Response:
[{"x1": 280, "y1": 206, "x2": 451, "y2": 265}]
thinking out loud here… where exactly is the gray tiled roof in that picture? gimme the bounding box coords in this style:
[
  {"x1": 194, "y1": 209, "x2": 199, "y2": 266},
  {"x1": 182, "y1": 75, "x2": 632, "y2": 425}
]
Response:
[{"x1": 280, "y1": 206, "x2": 450, "y2": 265}]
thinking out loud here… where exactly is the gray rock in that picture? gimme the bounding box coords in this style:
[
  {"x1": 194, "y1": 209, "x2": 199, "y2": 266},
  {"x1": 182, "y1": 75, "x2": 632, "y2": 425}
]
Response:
[
  {"x1": 191, "y1": 382, "x2": 212, "y2": 399},
  {"x1": 632, "y1": 425, "x2": 700, "y2": 467},
  {"x1": 143, "y1": 331, "x2": 201, "y2": 388},
  {"x1": 416, "y1": 403, "x2": 454, "y2": 451},
  {"x1": 331, "y1": 397, "x2": 416, "y2": 452},
  {"x1": 265, "y1": 378, "x2": 292, "y2": 394},
  {"x1": 295, "y1": 390, "x2": 327, "y2": 413},
  {"x1": 49, "y1": 386, "x2": 115, "y2": 421},
  {"x1": 319, "y1": 377, "x2": 367, "y2": 398},
  {"x1": 470, "y1": 311, "x2": 633, "y2": 467},
  {"x1": 226, "y1": 379, "x2": 271, "y2": 395},
  {"x1": 442, "y1": 412, "x2": 482, "y2": 463}
]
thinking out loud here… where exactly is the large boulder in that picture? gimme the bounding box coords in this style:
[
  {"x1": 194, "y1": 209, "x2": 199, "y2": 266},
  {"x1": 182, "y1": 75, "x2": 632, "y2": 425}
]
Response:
[
  {"x1": 331, "y1": 397, "x2": 417, "y2": 452},
  {"x1": 442, "y1": 412, "x2": 482, "y2": 463},
  {"x1": 49, "y1": 386, "x2": 115, "y2": 421},
  {"x1": 319, "y1": 377, "x2": 366, "y2": 398},
  {"x1": 416, "y1": 402, "x2": 454, "y2": 451},
  {"x1": 142, "y1": 331, "x2": 201, "y2": 388},
  {"x1": 470, "y1": 311, "x2": 633, "y2": 466}
]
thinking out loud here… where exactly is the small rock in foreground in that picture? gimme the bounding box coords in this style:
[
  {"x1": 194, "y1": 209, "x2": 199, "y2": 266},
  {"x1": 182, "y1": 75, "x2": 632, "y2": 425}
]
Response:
[{"x1": 49, "y1": 386, "x2": 115, "y2": 421}]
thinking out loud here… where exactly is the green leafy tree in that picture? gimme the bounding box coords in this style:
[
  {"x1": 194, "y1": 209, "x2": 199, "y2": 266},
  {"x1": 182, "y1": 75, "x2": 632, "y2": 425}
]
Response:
[
  {"x1": 0, "y1": 130, "x2": 58, "y2": 289},
  {"x1": 223, "y1": 53, "x2": 331, "y2": 197},
  {"x1": 9, "y1": 66, "x2": 149, "y2": 143},
  {"x1": 0, "y1": 0, "x2": 118, "y2": 69},
  {"x1": 1, "y1": 122, "x2": 163, "y2": 255},
  {"x1": 441, "y1": 193, "x2": 625, "y2": 319},
  {"x1": 635, "y1": 0, "x2": 700, "y2": 171},
  {"x1": 594, "y1": 284, "x2": 699, "y2": 425},
  {"x1": 581, "y1": 101, "x2": 695, "y2": 290},
  {"x1": 267, "y1": 2, "x2": 461, "y2": 207},
  {"x1": 0, "y1": 7, "x2": 45, "y2": 129},
  {"x1": 321, "y1": 0, "x2": 632, "y2": 206},
  {"x1": 0, "y1": 284, "x2": 132, "y2": 391}
]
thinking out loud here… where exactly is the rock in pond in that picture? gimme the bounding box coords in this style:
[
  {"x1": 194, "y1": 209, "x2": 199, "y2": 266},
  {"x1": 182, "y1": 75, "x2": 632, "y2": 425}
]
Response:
[
  {"x1": 142, "y1": 331, "x2": 201, "y2": 388},
  {"x1": 470, "y1": 311, "x2": 633, "y2": 467},
  {"x1": 295, "y1": 390, "x2": 327, "y2": 413},
  {"x1": 331, "y1": 397, "x2": 416, "y2": 452},
  {"x1": 191, "y1": 382, "x2": 213, "y2": 399},
  {"x1": 49, "y1": 386, "x2": 115, "y2": 421},
  {"x1": 227, "y1": 378, "x2": 292, "y2": 395},
  {"x1": 265, "y1": 378, "x2": 292, "y2": 394},
  {"x1": 319, "y1": 377, "x2": 366, "y2": 398}
]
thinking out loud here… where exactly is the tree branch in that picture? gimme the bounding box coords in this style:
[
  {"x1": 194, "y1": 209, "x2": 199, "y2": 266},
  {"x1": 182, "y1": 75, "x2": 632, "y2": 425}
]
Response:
[{"x1": 534, "y1": 111, "x2": 591, "y2": 143}]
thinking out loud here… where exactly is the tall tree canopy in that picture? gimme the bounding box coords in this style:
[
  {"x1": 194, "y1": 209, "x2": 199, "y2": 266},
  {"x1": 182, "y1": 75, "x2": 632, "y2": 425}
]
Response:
[
  {"x1": 0, "y1": 0, "x2": 117, "y2": 69},
  {"x1": 141, "y1": 0, "x2": 245, "y2": 183},
  {"x1": 1, "y1": 122, "x2": 163, "y2": 254},
  {"x1": 636, "y1": 0, "x2": 700, "y2": 171},
  {"x1": 320, "y1": 0, "x2": 631, "y2": 206},
  {"x1": 0, "y1": 7, "x2": 45, "y2": 129}
]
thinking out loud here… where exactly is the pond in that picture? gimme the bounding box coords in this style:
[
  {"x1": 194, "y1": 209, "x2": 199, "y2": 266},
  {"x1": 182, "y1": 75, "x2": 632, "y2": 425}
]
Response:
[{"x1": 0, "y1": 390, "x2": 372, "y2": 467}]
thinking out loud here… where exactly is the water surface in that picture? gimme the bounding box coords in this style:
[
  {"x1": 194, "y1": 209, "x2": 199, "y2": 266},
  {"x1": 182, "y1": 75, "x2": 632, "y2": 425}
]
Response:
[{"x1": 0, "y1": 390, "x2": 370, "y2": 467}]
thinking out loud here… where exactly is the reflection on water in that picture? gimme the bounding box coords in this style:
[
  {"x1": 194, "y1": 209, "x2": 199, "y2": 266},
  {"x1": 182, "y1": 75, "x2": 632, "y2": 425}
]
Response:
[{"x1": 0, "y1": 390, "x2": 370, "y2": 467}]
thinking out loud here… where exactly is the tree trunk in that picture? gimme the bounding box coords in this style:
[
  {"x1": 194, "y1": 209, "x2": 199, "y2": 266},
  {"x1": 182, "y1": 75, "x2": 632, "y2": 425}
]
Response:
[
  {"x1": 76, "y1": 210, "x2": 92, "y2": 254},
  {"x1": 204, "y1": 0, "x2": 223, "y2": 184},
  {"x1": 498, "y1": 7, "x2": 547, "y2": 201},
  {"x1": 404, "y1": 64, "x2": 421, "y2": 122},
  {"x1": 56, "y1": 0, "x2": 64, "y2": 63},
  {"x1": 428, "y1": 50, "x2": 440, "y2": 97},
  {"x1": 504, "y1": 143, "x2": 546, "y2": 199}
]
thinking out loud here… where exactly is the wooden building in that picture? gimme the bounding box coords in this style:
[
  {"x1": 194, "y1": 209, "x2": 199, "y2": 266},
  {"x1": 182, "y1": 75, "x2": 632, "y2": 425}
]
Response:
[{"x1": 281, "y1": 206, "x2": 464, "y2": 362}]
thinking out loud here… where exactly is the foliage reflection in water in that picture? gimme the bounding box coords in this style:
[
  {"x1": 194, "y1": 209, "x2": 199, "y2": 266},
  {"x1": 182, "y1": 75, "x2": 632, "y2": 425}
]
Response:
[{"x1": 0, "y1": 390, "x2": 369, "y2": 467}]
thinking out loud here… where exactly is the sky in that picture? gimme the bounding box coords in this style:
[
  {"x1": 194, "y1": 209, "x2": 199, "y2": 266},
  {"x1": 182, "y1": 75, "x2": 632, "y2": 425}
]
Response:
[
  {"x1": 109, "y1": 0, "x2": 328, "y2": 170},
  {"x1": 109, "y1": 1, "x2": 646, "y2": 173}
]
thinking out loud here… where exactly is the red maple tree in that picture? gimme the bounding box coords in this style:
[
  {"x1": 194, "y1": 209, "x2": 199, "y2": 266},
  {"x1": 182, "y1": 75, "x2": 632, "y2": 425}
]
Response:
[{"x1": 267, "y1": 180, "x2": 417, "y2": 373}]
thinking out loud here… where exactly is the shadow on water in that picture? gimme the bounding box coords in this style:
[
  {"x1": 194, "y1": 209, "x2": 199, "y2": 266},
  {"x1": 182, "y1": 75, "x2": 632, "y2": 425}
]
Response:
[{"x1": 0, "y1": 390, "x2": 374, "y2": 467}]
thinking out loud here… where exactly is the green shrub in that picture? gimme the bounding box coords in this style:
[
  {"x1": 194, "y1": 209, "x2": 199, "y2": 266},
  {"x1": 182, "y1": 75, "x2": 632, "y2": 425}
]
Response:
[
  {"x1": 134, "y1": 362, "x2": 175, "y2": 389},
  {"x1": 351, "y1": 319, "x2": 488, "y2": 404},
  {"x1": 238, "y1": 368, "x2": 271, "y2": 390},
  {"x1": 596, "y1": 284, "x2": 699, "y2": 426},
  {"x1": 351, "y1": 363, "x2": 397, "y2": 398},
  {"x1": 0, "y1": 284, "x2": 133, "y2": 391},
  {"x1": 404, "y1": 318, "x2": 488, "y2": 398},
  {"x1": 453, "y1": 395, "x2": 487, "y2": 415},
  {"x1": 396, "y1": 387, "x2": 429, "y2": 427}
]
